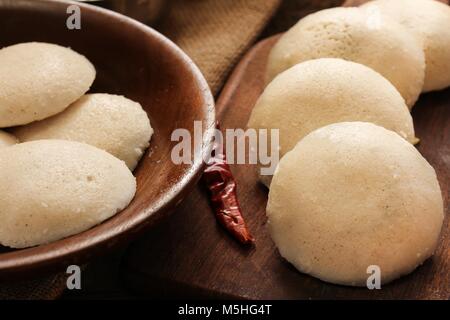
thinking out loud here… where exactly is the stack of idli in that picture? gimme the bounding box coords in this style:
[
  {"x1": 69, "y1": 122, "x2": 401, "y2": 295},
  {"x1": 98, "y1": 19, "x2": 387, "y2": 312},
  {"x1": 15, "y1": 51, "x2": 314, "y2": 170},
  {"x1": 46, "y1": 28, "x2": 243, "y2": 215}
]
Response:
[
  {"x1": 248, "y1": 58, "x2": 416, "y2": 187},
  {"x1": 13, "y1": 93, "x2": 153, "y2": 171},
  {"x1": 265, "y1": 7, "x2": 425, "y2": 108},
  {"x1": 247, "y1": 2, "x2": 447, "y2": 286},
  {"x1": 361, "y1": 0, "x2": 450, "y2": 92},
  {"x1": 0, "y1": 42, "x2": 153, "y2": 248}
]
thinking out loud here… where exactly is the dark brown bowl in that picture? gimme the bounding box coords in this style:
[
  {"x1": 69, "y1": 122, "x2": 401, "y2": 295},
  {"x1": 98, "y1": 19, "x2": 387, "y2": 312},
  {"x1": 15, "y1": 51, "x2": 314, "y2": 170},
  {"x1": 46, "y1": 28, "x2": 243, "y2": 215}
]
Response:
[{"x1": 0, "y1": 0, "x2": 215, "y2": 280}]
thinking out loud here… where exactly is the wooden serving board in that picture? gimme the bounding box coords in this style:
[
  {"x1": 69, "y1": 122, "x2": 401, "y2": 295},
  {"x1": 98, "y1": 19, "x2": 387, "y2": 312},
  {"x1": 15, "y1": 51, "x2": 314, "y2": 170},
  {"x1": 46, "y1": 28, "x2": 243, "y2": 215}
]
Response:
[{"x1": 122, "y1": 33, "x2": 449, "y2": 299}]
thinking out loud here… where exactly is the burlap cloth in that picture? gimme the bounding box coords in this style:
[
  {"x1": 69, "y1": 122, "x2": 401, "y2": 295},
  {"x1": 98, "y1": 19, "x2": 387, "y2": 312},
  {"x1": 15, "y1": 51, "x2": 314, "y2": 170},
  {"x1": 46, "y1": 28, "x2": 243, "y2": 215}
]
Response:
[
  {"x1": 158, "y1": 0, "x2": 282, "y2": 95},
  {"x1": 0, "y1": 0, "x2": 281, "y2": 300}
]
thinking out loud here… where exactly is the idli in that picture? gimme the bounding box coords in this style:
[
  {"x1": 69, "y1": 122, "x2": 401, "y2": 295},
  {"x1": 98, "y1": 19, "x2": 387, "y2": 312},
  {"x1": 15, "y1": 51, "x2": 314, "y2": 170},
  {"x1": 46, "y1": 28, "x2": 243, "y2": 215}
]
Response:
[
  {"x1": 0, "y1": 130, "x2": 17, "y2": 148},
  {"x1": 248, "y1": 58, "x2": 416, "y2": 186},
  {"x1": 265, "y1": 7, "x2": 425, "y2": 108},
  {"x1": 0, "y1": 140, "x2": 136, "y2": 248},
  {"x1": 13, "y1": 94, "x2": 153, "y2": 171},
  {"x1": 267, "y1": 122, "x2": 444, "y2": 286},
  {"x1": 362, "y1": 0, "x2": 450, "y2": 92},
  {"x1": 0, "y1": 42, "x2": 96, "y2": 127}
]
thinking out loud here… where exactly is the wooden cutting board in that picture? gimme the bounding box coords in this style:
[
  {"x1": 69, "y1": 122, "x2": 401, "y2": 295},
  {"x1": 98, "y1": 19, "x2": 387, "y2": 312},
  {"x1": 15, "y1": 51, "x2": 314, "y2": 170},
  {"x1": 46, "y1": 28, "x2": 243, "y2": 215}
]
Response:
[{"x1": 122, "y1": 30, "x2": 449, "y2": 299}]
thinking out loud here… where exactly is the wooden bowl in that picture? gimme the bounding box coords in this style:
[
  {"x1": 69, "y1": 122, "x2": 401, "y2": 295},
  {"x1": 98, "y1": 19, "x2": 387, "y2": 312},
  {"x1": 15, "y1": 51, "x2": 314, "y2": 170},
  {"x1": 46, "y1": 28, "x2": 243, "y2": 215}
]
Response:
[{"x1": 0, "y1": 0, "x2": 215, "y2": 280}]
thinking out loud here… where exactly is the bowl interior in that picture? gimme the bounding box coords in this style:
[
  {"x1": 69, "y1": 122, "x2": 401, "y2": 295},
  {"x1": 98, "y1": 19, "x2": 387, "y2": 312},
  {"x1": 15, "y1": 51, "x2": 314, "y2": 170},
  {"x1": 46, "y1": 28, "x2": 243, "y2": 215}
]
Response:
[{"x1": 0, "y1": 0, "x2": 214, "y2": 278}]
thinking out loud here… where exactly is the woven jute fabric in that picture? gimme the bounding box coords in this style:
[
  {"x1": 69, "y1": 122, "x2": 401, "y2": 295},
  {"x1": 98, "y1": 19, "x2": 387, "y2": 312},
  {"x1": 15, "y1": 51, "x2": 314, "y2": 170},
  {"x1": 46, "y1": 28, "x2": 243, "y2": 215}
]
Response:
[
  {"x1": 158, "y1": 0, "x2": 282, "y2": 95},
  {"x1": 0, "y1": 0, "x2": 281, "y2": 300}
]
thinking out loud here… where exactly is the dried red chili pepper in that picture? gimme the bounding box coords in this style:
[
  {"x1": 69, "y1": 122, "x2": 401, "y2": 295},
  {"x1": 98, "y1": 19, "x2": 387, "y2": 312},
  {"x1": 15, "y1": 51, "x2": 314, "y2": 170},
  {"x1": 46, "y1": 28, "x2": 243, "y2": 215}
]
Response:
[{"x1": 202, "y1": 132, "x2": 254, "y2": 245}]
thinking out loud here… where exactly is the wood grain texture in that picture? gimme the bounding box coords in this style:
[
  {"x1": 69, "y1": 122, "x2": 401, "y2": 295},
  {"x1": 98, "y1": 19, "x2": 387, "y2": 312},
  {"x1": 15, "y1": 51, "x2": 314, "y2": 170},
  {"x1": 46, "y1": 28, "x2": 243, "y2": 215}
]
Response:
[{"x1": 123, "y1": 34, "x2": 449, "y2": 299}]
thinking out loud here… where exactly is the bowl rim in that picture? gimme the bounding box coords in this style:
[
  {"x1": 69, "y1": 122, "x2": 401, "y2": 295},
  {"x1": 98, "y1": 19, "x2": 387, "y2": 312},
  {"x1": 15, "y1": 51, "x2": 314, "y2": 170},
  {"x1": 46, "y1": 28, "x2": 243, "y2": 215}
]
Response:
[{"x1": 0, "y1": 0, "x2": 215, "y2": 279}]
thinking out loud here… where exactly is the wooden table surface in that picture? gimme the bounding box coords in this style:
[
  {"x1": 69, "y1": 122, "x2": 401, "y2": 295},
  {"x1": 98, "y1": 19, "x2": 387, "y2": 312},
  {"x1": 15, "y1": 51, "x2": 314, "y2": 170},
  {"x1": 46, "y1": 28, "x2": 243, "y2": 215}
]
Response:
[
  {"x1": 120, "y1": 34, "x2": 449, "y2": 299},
  {"x1": 63, "y1": 0, "x2": 449, "y2": 300}
]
